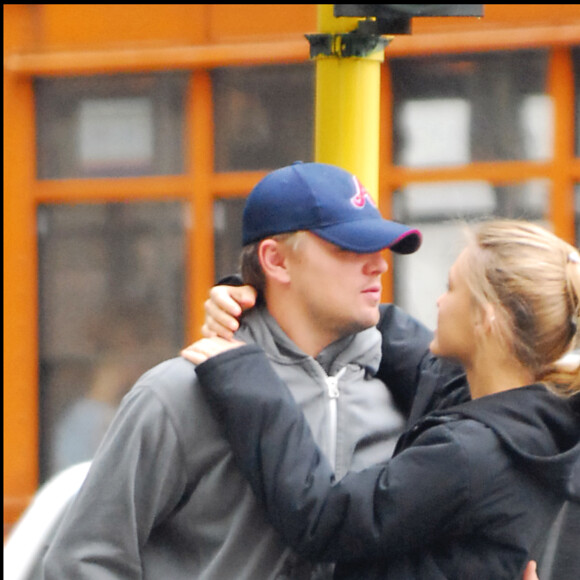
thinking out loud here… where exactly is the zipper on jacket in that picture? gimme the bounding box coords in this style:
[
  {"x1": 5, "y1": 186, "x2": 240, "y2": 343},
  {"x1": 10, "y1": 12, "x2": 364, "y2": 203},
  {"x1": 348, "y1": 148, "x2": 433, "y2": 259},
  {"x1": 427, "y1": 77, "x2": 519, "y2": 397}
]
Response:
[{"x1": 325, "y1": 367, "x2": 346, "y2": 471}]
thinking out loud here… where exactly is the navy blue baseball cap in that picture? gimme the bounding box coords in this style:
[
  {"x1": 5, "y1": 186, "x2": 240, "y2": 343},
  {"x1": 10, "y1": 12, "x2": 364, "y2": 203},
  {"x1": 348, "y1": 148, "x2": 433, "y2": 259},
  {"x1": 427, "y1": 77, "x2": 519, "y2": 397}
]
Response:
[{"x1": 242, "y1": 162, "x2": 422, "y2": 254}]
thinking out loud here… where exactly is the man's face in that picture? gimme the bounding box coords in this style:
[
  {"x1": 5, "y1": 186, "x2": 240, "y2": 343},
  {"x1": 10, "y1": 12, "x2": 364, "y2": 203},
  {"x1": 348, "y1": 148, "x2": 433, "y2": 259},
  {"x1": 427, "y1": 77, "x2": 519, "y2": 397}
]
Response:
[{"x1": 284, "y1": 232, "x2": 388, "y2": 341}]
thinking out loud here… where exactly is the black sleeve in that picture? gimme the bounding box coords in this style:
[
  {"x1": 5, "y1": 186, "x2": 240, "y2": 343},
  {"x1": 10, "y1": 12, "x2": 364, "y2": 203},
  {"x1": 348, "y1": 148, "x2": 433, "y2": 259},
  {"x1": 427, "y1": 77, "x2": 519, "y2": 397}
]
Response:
[
  {"x1": 376, "y1": 305, "x2": 470, "y2": 422},
  {"x1": 206, "y1": 292, "x2": 468, "y2": 419},
  {"x1": 216, "y1": 274, "x2": 244, "y2": 286},
  {"x1": 375, "y1": 304, "x2": 433, "y2": 415},
  {"x1": 196, "y1": 345, "x2": 470, "y2": 563}
]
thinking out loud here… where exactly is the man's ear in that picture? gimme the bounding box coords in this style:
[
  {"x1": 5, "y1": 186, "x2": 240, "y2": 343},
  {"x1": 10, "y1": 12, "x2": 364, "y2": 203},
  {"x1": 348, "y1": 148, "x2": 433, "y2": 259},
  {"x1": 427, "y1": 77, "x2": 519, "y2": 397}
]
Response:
[{"x1": 258, "y1": 239, "x2": 291, "y2": 284}]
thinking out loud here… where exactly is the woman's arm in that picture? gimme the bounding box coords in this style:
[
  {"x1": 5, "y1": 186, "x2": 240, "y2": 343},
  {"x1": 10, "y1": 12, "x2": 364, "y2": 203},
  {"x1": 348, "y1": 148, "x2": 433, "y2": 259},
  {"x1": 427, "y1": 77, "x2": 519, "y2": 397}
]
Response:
[
  {"x1": 375, "y1": 304, "x2": 469, "y2": 420},
  {"x1": 193, "y1": 344, "x2": 470, "y2": 562},
  {"x1": 199, "y1": 286, "x2": 469, "y2": 420},
  {"x1": 375, "y1": 304, "x2": 433, "y2": 414}
]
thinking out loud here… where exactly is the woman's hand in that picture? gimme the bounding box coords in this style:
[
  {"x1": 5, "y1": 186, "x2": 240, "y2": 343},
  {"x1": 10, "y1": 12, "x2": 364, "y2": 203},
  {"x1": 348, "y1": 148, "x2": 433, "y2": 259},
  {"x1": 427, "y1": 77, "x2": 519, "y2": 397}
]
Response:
[
  {"x1": 202, "y1": 285, "x2": 257, "y2": 340},
  {"x1": 523, "y1": 561, "x2": 539, "y2": 580},
  {"x1": 181, "y1": 337, "x2": 246, "y2": 365}
]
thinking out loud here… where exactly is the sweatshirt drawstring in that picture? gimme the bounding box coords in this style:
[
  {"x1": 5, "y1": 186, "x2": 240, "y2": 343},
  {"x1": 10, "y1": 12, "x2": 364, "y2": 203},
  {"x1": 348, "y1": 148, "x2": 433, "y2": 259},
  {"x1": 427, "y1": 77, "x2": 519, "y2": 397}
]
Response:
[{"x1": 325, "y1": 367, "x2": 347, "y2": 471}]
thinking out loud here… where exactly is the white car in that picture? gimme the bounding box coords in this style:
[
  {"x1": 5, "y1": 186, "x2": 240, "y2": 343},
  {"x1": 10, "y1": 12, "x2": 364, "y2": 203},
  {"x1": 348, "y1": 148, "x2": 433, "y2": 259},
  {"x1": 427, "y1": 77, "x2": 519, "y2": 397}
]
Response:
[{"x1": 4, "y1": 462, "x2": 91, "y2": 580}]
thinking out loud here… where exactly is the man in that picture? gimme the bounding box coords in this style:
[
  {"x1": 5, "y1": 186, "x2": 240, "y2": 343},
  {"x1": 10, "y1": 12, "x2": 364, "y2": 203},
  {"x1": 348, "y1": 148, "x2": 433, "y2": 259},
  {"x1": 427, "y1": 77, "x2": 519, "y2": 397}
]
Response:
[{"x1": 42, "y1": 161, "x2": 427, "y2": 579}]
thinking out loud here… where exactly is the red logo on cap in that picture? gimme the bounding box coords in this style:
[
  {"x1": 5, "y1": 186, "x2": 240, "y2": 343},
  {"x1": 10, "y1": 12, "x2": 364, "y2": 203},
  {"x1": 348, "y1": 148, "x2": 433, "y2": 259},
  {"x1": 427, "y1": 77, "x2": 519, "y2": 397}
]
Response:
[{"x1": 350, "y1": 177, "x2": 376, "y2": 209}]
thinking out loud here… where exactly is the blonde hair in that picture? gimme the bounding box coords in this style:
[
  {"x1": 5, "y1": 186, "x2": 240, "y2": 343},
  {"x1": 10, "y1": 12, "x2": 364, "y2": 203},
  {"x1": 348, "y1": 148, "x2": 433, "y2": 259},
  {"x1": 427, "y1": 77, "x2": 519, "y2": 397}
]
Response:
[
  {"x1": 464, "y1": 220, "x2": 580, "y2": 396},
  {"x1": 240, "y1": 232, "x2": 306, "y2": 302}
]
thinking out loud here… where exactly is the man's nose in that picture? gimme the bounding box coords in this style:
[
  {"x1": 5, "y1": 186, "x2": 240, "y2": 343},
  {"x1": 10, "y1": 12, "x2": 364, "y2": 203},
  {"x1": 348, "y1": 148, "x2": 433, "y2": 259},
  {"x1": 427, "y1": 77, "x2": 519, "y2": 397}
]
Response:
[{"x1": 364, "y1": 252, "x2": 389, "y2": 275}]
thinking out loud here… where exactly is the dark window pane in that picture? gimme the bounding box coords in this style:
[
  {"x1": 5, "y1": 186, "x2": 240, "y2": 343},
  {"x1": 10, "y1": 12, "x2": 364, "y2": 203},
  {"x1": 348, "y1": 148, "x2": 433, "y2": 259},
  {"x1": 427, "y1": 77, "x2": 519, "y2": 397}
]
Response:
[
  {"x1": 391, "y1": 51, "x2": 550, "y2": 167},
  {"x1": 213, "y1": 64, "x2": 315, "y2": 171},
  {"x1": 35, "y1": 73, "x2": 187, "y2": 179},
  {"x1": 37, "y1": 201, "x2": 187, "y2": 480}
]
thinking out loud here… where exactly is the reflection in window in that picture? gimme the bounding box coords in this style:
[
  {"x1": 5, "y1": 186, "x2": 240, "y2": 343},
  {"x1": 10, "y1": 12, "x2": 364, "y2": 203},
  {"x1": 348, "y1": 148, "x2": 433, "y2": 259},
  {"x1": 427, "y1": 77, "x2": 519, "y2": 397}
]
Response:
[
  {"x1": 392, "y1": 181, "x2": 549, "y2": 329},
  {"x1": 35, "y1": 73, "x2": 187, "y2": 179},
  {"x1": 390, "y1": 50, "x2": 550, "y2": 167},
  {"x1": 78, "y1": 97, "x2": 154, "y2": 173},
  {"x1": 398, "y1": 98, "x2": 471, "y2": 167},
  {"x1": 37, "y1": 202, "x2": 187, "y2": 481},
  {"x1": 213, "y1": 64, "x2": 315, "y2": 171}
]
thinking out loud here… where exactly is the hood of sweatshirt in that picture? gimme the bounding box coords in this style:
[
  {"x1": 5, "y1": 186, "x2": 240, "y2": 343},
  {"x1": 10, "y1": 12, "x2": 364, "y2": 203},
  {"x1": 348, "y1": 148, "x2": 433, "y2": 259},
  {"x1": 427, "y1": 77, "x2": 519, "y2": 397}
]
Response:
[
  {"x1": 235, "y1": 306, "x2": 383, "y2": 377},
  {"x1": 444, "y1": 385, "x2": 580, "y2": 503}
]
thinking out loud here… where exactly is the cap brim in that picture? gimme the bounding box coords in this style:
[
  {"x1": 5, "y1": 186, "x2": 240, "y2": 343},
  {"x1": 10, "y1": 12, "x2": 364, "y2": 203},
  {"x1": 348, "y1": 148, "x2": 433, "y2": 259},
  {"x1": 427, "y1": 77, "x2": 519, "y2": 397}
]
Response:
[{"x1": 312, "y1": 220, "x2": 422, "y2": 254}]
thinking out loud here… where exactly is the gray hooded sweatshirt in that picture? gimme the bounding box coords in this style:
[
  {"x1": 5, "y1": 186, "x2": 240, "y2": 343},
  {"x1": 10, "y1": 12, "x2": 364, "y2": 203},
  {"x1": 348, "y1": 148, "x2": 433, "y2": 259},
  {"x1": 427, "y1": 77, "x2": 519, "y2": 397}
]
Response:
[{"x1": 42, "y1": 306, "x2": 405, "y2": 580}]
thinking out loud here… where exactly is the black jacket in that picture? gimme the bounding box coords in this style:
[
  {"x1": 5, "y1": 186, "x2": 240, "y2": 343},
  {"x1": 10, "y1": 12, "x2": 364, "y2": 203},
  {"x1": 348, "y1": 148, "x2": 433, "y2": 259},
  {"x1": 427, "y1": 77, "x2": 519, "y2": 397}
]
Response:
[{"x1": 196, "y1": 306, "x2": 580, "y2": 580}]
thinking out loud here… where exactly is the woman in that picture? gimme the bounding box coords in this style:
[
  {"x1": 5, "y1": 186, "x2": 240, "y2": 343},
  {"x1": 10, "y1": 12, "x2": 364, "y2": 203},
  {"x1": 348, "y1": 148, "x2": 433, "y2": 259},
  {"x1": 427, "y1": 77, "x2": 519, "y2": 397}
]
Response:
[{"x1": 183, "y1": 220, "x2": 580, "y2": 579}]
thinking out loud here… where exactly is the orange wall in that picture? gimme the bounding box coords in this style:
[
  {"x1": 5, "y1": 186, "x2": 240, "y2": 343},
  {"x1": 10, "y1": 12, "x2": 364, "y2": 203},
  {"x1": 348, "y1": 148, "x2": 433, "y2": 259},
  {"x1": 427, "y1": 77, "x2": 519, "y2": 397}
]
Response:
[
  {"x1": 20, "y1": 4, "x2": 317, "y2": 50},
  {"x1": 8, "y1": 5, "x2": 580, "y2": 54}
]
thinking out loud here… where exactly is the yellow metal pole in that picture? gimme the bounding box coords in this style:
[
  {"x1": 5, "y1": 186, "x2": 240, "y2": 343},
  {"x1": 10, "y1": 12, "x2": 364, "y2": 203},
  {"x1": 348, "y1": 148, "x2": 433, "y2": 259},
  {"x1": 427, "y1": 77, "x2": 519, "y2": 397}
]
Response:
[{"x1": 313, "y1": 5, "x2": 386, "y2": 201}]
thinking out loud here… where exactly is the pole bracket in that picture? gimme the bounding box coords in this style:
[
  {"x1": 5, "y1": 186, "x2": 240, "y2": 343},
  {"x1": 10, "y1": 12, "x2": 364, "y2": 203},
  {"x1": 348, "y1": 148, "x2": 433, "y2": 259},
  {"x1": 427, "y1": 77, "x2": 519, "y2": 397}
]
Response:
[{"x1": 305, "y1": 32, "x2": 390, "y2": 60}]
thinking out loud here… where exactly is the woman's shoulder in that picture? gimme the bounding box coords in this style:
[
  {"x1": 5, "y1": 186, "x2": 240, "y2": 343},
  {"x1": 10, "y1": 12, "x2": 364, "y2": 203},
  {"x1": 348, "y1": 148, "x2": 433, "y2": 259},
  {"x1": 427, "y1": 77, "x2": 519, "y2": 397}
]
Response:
[{"x1": 404, "y1": 414, "x2": 507, "y2": 480}]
